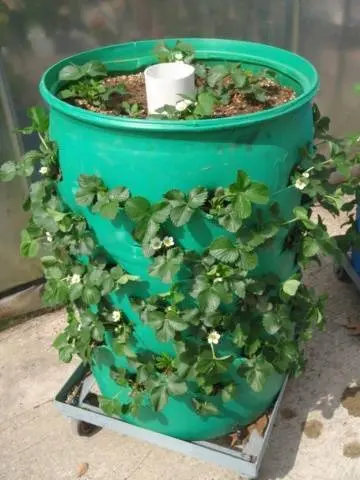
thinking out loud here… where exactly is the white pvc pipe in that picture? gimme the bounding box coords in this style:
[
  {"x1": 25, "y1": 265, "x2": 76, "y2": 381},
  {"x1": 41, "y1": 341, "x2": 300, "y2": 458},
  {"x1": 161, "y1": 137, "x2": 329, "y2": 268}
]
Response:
[{"x1": 144, "y1": 62, "x2": 195, "y2": 115}]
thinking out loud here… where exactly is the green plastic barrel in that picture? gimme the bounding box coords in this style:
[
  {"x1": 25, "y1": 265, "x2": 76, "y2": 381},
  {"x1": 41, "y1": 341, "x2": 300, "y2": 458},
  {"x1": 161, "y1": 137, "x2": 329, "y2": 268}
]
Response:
[{"x1": 40, "y1": 38, "x2": 319, "y2": 440}]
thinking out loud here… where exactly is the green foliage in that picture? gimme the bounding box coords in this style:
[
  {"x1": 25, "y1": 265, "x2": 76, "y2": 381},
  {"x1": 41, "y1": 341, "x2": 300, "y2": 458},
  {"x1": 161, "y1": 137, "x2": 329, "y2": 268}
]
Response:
[
  {"x1": 76, "y1": 175, "x2": 129, "y2": 220},
  {"x1": 98, "y1": 396, "x2": 124, "y2": 417},
  {"x1": 58, "y1": 61, "x2": 107, "y2": 82},
  {"x1": 164, "y1": 187, "x2": 208, "y2": 226},
  {"x1": 57, "y1": 60, "x2": 128, "y2": 109},
  {"x1": 241, "y1": 356, "x2": 275, "y2": 392},
  {"x1": 192, "y1": 399, "x2": 219, "y2": 416},
  {"x1": 205, "y1": 63, "x2": 272, "y2": 103},
  {"x1": 154, "y1": 40, "x2": 195, "y2": 64}
]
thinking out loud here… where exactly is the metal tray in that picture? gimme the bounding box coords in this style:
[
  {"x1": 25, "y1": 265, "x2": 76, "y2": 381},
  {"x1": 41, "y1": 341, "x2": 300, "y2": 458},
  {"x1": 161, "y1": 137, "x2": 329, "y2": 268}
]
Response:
[{"x1": 55, "y1": 364, "x2": 287, "y2": 479}]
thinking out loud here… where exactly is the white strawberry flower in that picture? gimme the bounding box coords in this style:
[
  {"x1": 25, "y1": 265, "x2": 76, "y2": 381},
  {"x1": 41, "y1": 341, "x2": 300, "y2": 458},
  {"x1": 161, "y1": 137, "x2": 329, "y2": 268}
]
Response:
[
  {"x1": 150, "y1": 237, "x2": 163, "y2": 250},
  {"x1": 174, "y1": 51, "x2": 184, "y2": 61},
  {"x1": 45, "y1": 231, "x2": 53, "y2": 242},
  {"x1": 69, "y1": 273, "x2": 81, "y2": 285},
  {"x1": 39, "y1": 166, "x2": 48, "y2": 175},
  {"x1": 207, "y1": 330, "x2": 221, "y2": 345},
  {"x1": 175, "y1": 99, "x2": 193, "y2": 112},
  {"x1": 302, "y1": 172, "x2": 310, "y2": 178},
  {"x1": 214, "y1": 277, "x2": 223, "y2": 283},
  {"x1": 163, "y1": 236, "x2": 175, "y2": 248},
  {"x1": 295, "y1": 178, "x2": 307, "y2": 190},
  {"x1": 112, "y1": 310, "x2": 121, "y2": 322}
]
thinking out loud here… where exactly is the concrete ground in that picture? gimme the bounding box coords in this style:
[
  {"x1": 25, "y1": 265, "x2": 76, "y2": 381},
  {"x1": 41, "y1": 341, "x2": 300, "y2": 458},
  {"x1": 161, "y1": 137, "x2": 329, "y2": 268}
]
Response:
[{"x1": 1, "y1": 221, "x2": 360, "y2": 479}]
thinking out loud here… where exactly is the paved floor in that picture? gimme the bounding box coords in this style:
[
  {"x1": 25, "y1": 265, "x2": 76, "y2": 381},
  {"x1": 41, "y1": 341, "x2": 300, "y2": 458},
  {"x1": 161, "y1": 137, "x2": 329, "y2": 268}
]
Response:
[{"x1": 1, "y1": 246, "x2": 360, "y2": 479}]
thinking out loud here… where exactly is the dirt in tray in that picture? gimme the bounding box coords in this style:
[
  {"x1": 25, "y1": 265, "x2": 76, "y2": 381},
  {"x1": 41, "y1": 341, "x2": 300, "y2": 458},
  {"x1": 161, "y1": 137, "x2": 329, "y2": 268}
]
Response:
[
  {"x1": 71, "y1": 69, "x2": 295, "y2": 120},
  {"x1": 210, "y1": 411, "x2": 270, "y2": 461}
]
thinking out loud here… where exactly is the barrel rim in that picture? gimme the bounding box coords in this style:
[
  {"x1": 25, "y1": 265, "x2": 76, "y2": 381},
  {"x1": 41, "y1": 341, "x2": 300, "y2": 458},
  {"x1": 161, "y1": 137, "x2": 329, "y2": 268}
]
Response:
[{"x1": 39, "y1": 38, "x2": 319, "y2": 132}]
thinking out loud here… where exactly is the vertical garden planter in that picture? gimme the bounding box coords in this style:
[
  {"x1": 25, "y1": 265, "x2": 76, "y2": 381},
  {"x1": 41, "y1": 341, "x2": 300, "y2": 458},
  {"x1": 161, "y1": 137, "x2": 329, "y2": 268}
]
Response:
[{"x1": 39, "y1": 39, "x2": 319, "y2": 441}]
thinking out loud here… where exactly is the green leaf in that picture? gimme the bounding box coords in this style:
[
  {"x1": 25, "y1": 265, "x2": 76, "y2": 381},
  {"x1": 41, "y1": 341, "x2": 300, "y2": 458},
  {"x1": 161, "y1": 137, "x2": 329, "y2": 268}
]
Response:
[
  {"x1": 293, "y1": 206, "x2": 316, "y2": 230},
  {"x1": 293, "y1": 206, "x2": 308, "y2": 221},
  {"x1": 167, "y1": 378, "x2": 188, "y2": 396},
  {"x1": 213, "y1": 283, "x2": 233, "y2": 304},
  {"x1": 254, "y1": 89, "x2": 267, "y2": 102},
  {"x1": 125, "y1": 197, "x2": 151, "y2": 222},
  {"x1": 42, "y1": 280, "x2": 68, "y2": 306},
  {"x1": 233, "y1": 324, "x2": 248, "y2": 348},
  {"x1": 245, "y1": 183, "x2": 269, "y2": 204},
  {"x1": 33, "y1": 210, "x2": 58, "y2": 233},
  {"x1": 75, "y1": 189, "x2": 95, "y2": 206},
  {"x1": 0, "y1": 161, "x2": 17, "y2": 182},
  {"x1": 221, "y1": 383, "x2": 237, "y2": 402},
  {"x1": 59, "y1": 345, "x2": 74, "y2": 363},
  {"x1": 207, "y1": 64, "x2": 229, "y2": 87},
  {"x1": 58, "y1": 89, "x2": 76, "y2": 100},
  {"x1": 53, "y1": 332, "x2": 68, "y2": 349},
  {"x1": 81, "y1": 60, "x2": 107, "y2": 78},
  {"x1": 154, "y1": 41, "x2": 171, "y2": 62},
  {"x1": 149, "y1": 249, "x2": 184, "y2": 283},
  {"x1": 98, "y1": 396, "x2": 123, "y2": 417},
  {"x1": 198, "y1": 289, "x2": 221, "y2": 313},
  {"x1": 44, "y1": 265, "x2": 65, "y2": 280},
  {"x1": 231, "y1": 69, "x2": 247, "y2": 88},
  {"x1": 109, "y1": 186, "x2": 130, "y2": 203},
  {"x1": 157, "y1": 318, "x2": 176, "y2": 342},
  {"x1": 118, "y1": 273, "x2": 139, "y2": 285},
  {"x1": 41, "y1": 255, "x2": 58, "y2": 267},
  {"x1": 99, "y1": 200, "x2": 119, "y2": 219},
  {"x1": 23, "y1": 149, "x2": 43, "y2": 165},
  {"x1": 239, "y1": 251, "x2": 258, "y2": 271},
  {"x1": 209, "y1": 237, "x2": 239, "y2": 263},
  {"x1": 195, "y1": 92, "x2": 216, "y2": 117},
  {"x1": 245, "y1": 358, "x2": 274, "y2": 392},
  {"x1": 188, "y1": 187, "x2": 208, "y2": 209},
  {"x1": 20, "y1": 230, "x2": 39, "y2": 258},
  {"x1": 262, "y1": 311, "x2": 281, "y2": 335},
  {"x1": 282, "y1": 279, "x2": 301, "y2": 296},
  {"x1": 146, "y1": 310, "x2": 165, "y2": 329},
  {"x1": 110, "y1": 265, "x2": 124, "y2": 280},
  {"x1": 246, "y1": 339, "x2": 261, "y2": 356},
  {"x1": 69, "y1": 283, "x2": 83, "y2": 301},
  {"x1": 151, "y1": 202, "x2": 171, "y2": 223},
  {"x1": 302, "y1": 236, "x2": 320, "y2": 258},
  {"x1": 87, "y1": 268, "x2": 104, "y2": 287},
  {"x1": 234, "y1": 171, "x2": 251, "y2": 190},
  {"x1": 218, "y1": 210, "x2": 242, "y2": 233},
  {"x1": 102, "y1": 276, "x2": 115, "y2": 295},
  {"x1": 233, "y1": 193, "x2": 252, "y2": 219},
  {"x1": 92, "y1": 322, "x2": 105, "y2": 342},
  {"x1": 167, "y1": 314, "x2": 188, "y2": 332},
  {"x1": 82, "y1": 285, "x2": 101, "y2": 304},
  {"x1": 79, "y1": 236, "x2": 95, "y2": 255},
  {"x1": 59, "y1": 64, "x2": 83, "y2": 82},
  {"x1": 164, "y1": 189, "x2": 185, "y2": 205},
  {"x1": 78, "y1": 174, "x2": 104, "y2": 190},
  {"x1": 170, "y1": 204, "x2": 194, "y2": 226},
  {"x1": 27, "y1": 107, "x2": 49, "y2": 133},
  {"x1": 233, "y1": 280, "x2": 246, "y2": 298},
  {"x1": 151, "y1": 385, "x2": 168, "y2": 412},
  {"x1": 193, "y1": 399, "x2": 219, "y2": 416},
  {"x1": 137, "y1": 218, "x2": 160, "y2": 244}
]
